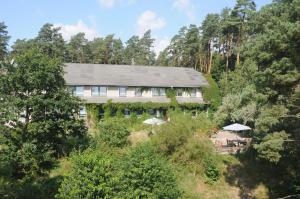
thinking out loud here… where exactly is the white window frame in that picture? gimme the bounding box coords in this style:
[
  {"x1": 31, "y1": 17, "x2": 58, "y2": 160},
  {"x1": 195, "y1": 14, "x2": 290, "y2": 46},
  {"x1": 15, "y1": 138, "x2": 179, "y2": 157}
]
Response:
[
  {"x1": 91, "y1": 86, "x2": 100, "y2": 96},
  {"x1": 152, "y1": 88, "x2": 166, "y2": 96},
  {"x1": 75, "y1": 86, "x2": 84, "y2": 96},
  {"x1": 119, "y1": 87, "x2": 127, "y2": 97},
  {"x1": 99, "y1": 86, "x2": 107, "y2": 97}
]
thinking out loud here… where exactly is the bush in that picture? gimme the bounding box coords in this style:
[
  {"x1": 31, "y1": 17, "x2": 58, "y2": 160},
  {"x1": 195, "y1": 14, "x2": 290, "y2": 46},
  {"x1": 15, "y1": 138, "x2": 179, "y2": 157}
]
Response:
[
  {"x1": 56, "y1": 150, "x2": 119, "y2": 199},
  {"x1": 172, "y1": 139, "x2": 220, "y2": 184},
  {"x1": 56, "y1": 145, "x2": 181, "y2": 199},
  {"x1": 96, "y1": 119, "x2": 130, "y2": 147},
  {"x1": 202, "y1": 74, "x2": 221, "y2": 110},
  {"x1": 117, "y1": 144, "x2": 181, "y2": 198},
  {"x1": 153, "y1": 111, "x2": 214, "y2": 155}
]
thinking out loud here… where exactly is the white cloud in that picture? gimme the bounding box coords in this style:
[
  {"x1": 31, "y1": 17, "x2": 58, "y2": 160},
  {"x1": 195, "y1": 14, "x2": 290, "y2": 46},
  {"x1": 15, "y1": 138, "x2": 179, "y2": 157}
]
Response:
[
  {"x1": 153, "y1": 36, "x2": 170, "y2": 55},
  {"x1": 54, "y1": 20, "x2": 99, "y2": 41},
  {"x1": 97, "y1": 0, "x2": 135, "y2": 8},
  {"x1": 172, "y1": 0, "x2": 195, "y2": 20},
  {"x1": 136, "y1": 10, "x2": 166, "y2": 36},
  {"x1": 97, "y1": 0, "x2": 115, "y2": 8}
]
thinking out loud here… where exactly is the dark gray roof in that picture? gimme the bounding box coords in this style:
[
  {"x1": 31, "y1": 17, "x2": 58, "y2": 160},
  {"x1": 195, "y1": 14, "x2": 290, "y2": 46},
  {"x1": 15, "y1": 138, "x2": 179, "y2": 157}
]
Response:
[{"x1": 64, "y1": 63, "x2": 208, "y2": 88}]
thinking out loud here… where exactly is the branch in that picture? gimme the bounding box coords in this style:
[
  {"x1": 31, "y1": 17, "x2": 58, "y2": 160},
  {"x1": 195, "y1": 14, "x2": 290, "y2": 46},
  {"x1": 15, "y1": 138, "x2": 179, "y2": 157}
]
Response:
[{"x1": 277, "y1": 194, "x2": 300, "y2": 199}]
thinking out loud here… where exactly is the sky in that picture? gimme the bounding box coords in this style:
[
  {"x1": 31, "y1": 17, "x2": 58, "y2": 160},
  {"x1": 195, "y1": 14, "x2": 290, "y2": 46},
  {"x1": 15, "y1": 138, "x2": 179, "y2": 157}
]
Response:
[{"x1": 1, "y1": 0, "x2": 272, "y2": 54}]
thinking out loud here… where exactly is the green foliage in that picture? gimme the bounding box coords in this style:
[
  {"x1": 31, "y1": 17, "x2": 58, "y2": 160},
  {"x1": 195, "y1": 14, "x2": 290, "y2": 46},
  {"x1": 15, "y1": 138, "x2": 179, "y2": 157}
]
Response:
[
  {"x1": 215, "y1": 85, "x2": 266, "y2": 126},
  {"x1": 57, "y1": 144, "x2": 181, "y2": 199},
  {"x1": 0, "y1": 21, "x2": 10, "y2": 60},
  {"x1": 117, "y1": 144, "x2": 181, "y2": 198},
  {"x1": 96, "y1": 118, "x2": 130, "y2": 147},
  {"x1": 65, "y1": 32, "x2": 90, "y2": 63},
  {"x1": 254, "y1": 131, "x2": 289, "y2": 163},
  {"x1": 86, "y1": 104, "x2": 99, "y2": 128},
  {"x1": 254, "y1": 105, "x2": 288, "y2": 135},
  {"x1": 153, "y1": 111, "x2": 215, "y2": 154},
  {"x1": 173, "y1": 139, "x2": 221, "y2": 184},
  {"x1": 36, "y1": 23, "x2": 65, "y2": 59},
  {"x1": 0, "y1": 49, "x2": 87, "y2": 180},
  {"x1": 152, "y1": 111, "x2": 220, "y2": 184},
  {"x1": 56, "y1": 149, "x2": 119, "y2": 199},
  {"x1": 124, "y1": 30, "x2": 156, "y2": 65},
  {"x1": 202, "y1": 74, "x2": 221, "y2": 110}
]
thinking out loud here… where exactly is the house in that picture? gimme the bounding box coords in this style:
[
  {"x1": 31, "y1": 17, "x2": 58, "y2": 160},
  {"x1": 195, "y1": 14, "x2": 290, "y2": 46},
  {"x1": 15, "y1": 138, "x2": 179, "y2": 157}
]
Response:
[{"x1": 64, "y1": 63, "x2": 209, "y2": 118}]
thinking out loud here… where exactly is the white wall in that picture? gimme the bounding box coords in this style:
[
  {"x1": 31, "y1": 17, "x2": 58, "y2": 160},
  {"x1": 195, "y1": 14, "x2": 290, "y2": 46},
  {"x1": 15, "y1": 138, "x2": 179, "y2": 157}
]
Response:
[{"x1": 75, "y1": 86, "x2": 202, "y2": 99}]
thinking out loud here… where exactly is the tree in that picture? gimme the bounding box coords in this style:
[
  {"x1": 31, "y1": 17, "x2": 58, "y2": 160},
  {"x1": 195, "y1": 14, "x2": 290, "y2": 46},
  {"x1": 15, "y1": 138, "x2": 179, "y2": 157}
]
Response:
[
  {"x1": 11, "y1": 39, "x2": 37, "y2": 56},
  {"x1": 36, "y1": 23, "x2": 65, "y2": 59},
  {"x1": 124, "y1": 35, "x2": 139, "y2": 65},
  {"x1": 65, "y1": 33, "x2": 90, "y2": 63},
  {"x1": 0, "y1": 49, "x2": 87, "y2": 179},
  {"x1": 0, "y1": 22, "x2": 10, "y2": 60},
  {"x1": 137, "y1": 30, "x2": 156, "y2": 65},
  {"x1": 124, "y1": 30, "x2": 156, "y2": 65},
  {"x1": 201, "y1": 14, "x2": 220, "y2": 73},
  {"x1": 231, "y1": 0, "x2": 256, "y2": 65},
  {"x1": 156, "y1": 49, "x2": 169, "y2": 66}
]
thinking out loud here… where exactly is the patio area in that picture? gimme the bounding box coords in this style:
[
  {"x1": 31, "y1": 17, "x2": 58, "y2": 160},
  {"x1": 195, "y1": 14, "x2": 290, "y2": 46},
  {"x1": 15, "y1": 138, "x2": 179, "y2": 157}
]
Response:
[{"x1": 210, "y1": 129, "x2": 252, "y2": 154}]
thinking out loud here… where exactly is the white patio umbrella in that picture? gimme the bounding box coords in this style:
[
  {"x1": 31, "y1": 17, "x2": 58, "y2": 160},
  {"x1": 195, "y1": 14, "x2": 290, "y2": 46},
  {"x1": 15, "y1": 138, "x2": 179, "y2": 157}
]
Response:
[
  {"x1": 143, "y1": 118, "x2": 165, "y2": 135},
  {"x1": 223, "y1": 123, "x2": 251, "y2": 131},
  {"x1": 143, "y1": 117, "x2": 165, "y2": 126}
]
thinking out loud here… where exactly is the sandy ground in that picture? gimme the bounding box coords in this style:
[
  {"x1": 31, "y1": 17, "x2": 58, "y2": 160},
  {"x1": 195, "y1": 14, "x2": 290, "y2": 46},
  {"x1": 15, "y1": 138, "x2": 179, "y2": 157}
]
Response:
[
  {"x1": 128, "y1": 130, "x2": 150, "y2": 146},
  {"x1": 210, "y1": 130, "x2": 245, "y2": 146}
]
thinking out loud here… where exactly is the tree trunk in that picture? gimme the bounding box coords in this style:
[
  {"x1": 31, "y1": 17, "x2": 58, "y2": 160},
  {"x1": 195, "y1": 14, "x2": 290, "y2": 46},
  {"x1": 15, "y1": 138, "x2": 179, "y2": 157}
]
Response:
[{"x1": 207, "y1": 40, "x2": 213, "y2": 74}]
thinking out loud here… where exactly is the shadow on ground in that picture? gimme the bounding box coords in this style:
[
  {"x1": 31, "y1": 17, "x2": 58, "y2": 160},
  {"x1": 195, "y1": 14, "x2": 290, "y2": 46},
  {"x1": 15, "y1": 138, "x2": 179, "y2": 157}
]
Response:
[{"x1": 223, "y1": 151, "x2": 289, "y2": 199}]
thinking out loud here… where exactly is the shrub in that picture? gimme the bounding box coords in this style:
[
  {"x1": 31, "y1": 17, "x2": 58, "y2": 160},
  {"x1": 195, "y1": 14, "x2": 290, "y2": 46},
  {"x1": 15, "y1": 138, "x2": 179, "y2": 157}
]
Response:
[
  {"x1": 56, "y1": 145, "x2": 181, "y2": 199},
  {"x1": 96, "y1": 119, "x2": 130, "y2": 147},
  {"x1": 202, "y1": 74, "x2": 221, "y2": 110},
  {"x1": 153, "y1": 111, "x2": 214, "y2": 155},
  {"x1": 117, "y1": 144, "x2": 181, "y2": 198},
  {"x1": 56, "y1": 150, "x2": 119, "y2": 199},
  {"x1": 172, "y1": 138, "x2": 220, "y2": 184}
]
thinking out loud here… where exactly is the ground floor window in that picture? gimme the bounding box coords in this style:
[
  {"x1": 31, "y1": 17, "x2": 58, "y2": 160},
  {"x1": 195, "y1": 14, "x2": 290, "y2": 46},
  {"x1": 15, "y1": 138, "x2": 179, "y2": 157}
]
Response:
[{"x1": 79, "y1": 106, "x2": 86, "y2": 118}]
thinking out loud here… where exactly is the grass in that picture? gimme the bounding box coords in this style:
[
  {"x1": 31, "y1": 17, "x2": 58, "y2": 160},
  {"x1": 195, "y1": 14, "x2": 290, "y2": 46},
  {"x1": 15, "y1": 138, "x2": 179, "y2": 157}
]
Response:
[{"x1": 50, "y1": 112, "x2": 271, "y2": 198}]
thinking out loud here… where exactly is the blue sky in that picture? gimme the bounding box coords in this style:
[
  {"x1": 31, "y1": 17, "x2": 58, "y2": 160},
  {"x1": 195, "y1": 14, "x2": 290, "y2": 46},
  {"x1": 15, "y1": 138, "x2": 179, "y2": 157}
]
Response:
[{"x1": 1, "y1": 0, "x2": 272, "y2": 53}]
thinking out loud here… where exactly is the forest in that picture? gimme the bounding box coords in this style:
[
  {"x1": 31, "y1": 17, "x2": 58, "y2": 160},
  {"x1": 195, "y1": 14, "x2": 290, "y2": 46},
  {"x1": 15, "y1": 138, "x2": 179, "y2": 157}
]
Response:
[{"x1": 0, "y1": 0, "x2": 299, "y2": 198}]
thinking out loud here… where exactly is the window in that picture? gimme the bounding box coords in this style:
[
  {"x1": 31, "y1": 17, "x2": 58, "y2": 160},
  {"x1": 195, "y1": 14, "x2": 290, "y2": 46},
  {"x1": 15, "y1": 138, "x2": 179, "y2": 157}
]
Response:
[
  {"x1": 119, "y1": 87, "x2": 127, "y2": 97},
  {"x1": 152, "y1": 88, "x2": 159, "y2": 96},
  {"x1": 72, "y1": 86, "x2": 83, "y2": 96},
  {"x1": 124, "y1": 109, "x2": 130, "y2": 117},
  {"x1": 92, "y1": 86, "x2": 107, "y2": 96},
  {"x1": 176, "y1": 89, "x2": 183, "y2": 97},
  {"x1": 152, "y1": 88, "x2": 166, "y2": 96},
  {"x1": 159, "y1": 88, "x2": 166, "y2": 96},
  {"x1": 99, "y1": 86, "x2": 107, "y2": 96},
  {"x1": 135, "y1": 88, "x2": 142, "y2": 97},
  {"x1": 190, "y1": 88, "x2": 197, "y2": 97},
  {"x1": 79, "y1": 106, "x2": 86, "y2": 118},
  {"x1": 91, "y1": 86, "x2": 100, "y2": 96}
]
